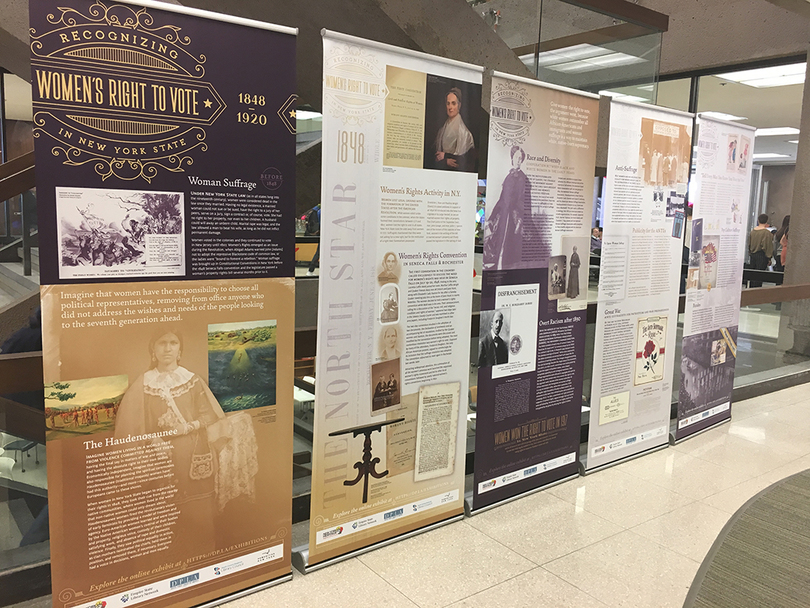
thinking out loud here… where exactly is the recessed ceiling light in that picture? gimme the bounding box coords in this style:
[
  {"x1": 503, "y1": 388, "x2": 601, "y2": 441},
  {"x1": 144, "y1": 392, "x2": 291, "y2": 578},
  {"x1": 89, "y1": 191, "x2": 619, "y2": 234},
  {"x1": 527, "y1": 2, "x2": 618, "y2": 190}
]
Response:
[
  {"x1": 752, "y1": 153, "x2": 790, "y2": 159},
  {"x1": 717, "y1": 62, "x2": 806, "y2": 88},
  {"x1": 701, "y1": 111, "x2": 748, "y2": 122},
  {"x1": 755, "y1": 127, "x2": 800, "y2": 137},
  {"x1": 788, "y1": 140, "x2": 799, "y2": 144}
]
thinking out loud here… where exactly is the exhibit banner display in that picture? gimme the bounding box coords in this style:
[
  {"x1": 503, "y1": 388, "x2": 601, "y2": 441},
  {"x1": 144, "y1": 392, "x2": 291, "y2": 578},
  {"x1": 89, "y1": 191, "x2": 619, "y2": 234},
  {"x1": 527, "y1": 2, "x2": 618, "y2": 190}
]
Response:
[
  {"x1": 676, "y1": 115, "x2": 755, "y2": 439},
  {"x1": 31, "y1": 1, "x2": 298, "y2": 605},
  {"x1": 586, "y1": 100, "x2": 694, "y2": 471},
  {"x1": 305, "y1": 30, "x2": 481, "y2": 568},
  {"x1": 472, "y1": 74, "x2": 598, "y2": 511}
]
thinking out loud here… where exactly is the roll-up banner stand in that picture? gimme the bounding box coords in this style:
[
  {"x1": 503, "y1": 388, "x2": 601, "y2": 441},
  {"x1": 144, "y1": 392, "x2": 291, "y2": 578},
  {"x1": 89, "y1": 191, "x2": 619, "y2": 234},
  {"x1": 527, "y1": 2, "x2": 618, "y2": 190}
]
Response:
[
  {"x1": 675, "y1": 115, "x2": 756, "y2": 441},
  {"x1": 469, "y1": 73, "x2": 598, "y2": 514},
  {"x1": 32, "y1": 1, "x2": 298, "y2": 605},
  {"x1": 585, "y1": 100, "x2": 694, "y2": 473},
  {"x1": 295, "y1": 30, "x2": 481, "y2": 572}
]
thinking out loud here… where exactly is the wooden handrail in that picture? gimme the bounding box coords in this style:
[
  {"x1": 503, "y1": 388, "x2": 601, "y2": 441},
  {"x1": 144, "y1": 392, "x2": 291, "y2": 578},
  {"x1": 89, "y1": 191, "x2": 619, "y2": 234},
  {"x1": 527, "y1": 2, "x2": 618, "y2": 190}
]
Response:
[
  {"x1": 0, "y1": 151, "x2": 35, "y2": 182},
  {"x1": 0, "y1": 351, "x2": 43, "y2": 394},
  {"x1": 1, "y1": 282, "x2": 808, "y2": 392},
  {"x1": 740, "y1": 283, "x2": 810, "y2": 307},
  {"x1": 0, "y1": 151, "x2": 36, "y2": 202}
]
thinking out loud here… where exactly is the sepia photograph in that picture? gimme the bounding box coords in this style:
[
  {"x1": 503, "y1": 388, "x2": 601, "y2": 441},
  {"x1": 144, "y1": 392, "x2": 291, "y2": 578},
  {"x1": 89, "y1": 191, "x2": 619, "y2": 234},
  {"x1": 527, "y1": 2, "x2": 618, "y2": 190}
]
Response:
[
  {"x1": 378, "y1": 251, "x2": 401, "y2": 285},
  {"x1": 379, "y1": 324, "x2": 403, "y2": 361},
  {"x1": 56, "y1": 186, "x2": 184, "y2": 280},
  {"x1": 638, "y1": 118, "x2": 692, "y2": 187},
  {"x1": 547, "y1": 254, "x2": 567, "y2": 300}
]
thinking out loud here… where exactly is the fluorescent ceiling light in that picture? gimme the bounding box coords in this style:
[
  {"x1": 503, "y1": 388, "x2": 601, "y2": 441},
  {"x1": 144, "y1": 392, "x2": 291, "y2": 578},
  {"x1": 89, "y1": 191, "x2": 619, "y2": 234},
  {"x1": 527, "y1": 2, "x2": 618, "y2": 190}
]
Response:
[
  {"x1": 550, "y1": 52, "x2": 645, "y2": 73},
  {"x1": 753, "y1": 153, "x2": 790, "y2": 159},
  {"x1": 599, "y1": 90, "x2": 648, "y2": 103},
  {"x1": 742, "y1": 74, "x2": 805, "y2": 88},
  {"x1": 789, "y1": 140, "x2": 799, "y2": 144},
  {"x1": 296, "y1": 110, "x2": 322, "y2": 120},
  {"x1": 536, "y1": 43, "x2": 611, "y2": 67},
  {"x1": 701, "y1": 111, "x2": 747, "y2": 122},
  {"x1": 755, "y1": 127, "x2": 799, "y2": 137},
  {"x1": 717, "y1": 62, "x2": 806, "y2": 88}
]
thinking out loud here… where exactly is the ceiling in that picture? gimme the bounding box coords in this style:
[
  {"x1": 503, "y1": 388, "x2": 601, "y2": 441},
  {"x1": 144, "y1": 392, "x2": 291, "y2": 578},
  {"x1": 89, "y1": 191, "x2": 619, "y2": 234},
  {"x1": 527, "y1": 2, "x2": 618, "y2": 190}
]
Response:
[{"x1": 610, "y1": 63, "x2": 806, "y2": 165}]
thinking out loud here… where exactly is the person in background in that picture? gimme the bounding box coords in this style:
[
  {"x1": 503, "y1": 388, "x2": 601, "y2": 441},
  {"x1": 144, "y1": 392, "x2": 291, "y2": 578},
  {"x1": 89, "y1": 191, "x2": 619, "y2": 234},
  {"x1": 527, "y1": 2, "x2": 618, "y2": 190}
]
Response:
[
  {"x1": 748, "y1": 213, "x2": 774, "y2": 287},
  {"x1": 305, "y1": 205, "x2": 321, "y2": 277},
  {"x1": 775, "y1": 215, "x2": 790, "y2": 272},
  {"x1": 590, "y1": 226, "x2": 602, "y2": 253},
  {"x1": 0, "y1": 307, "x2": 41, "y2": 353}
]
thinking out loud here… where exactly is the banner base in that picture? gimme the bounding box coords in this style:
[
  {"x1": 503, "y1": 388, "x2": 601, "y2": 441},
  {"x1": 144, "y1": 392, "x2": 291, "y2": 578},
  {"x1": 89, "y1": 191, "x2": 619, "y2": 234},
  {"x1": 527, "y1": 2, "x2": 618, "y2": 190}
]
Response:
[
  {"x1": 291, "y1": 514, "x2": 463, "y2": 575},
  {"x1": 195, "y1": 572, "x2": 293, "y2": 608},
  {"x1": 463, "y1": 473, "x2": 579, "y2": 517},
  {"x1": 579, "y1": 441, "x2": 669, "y2": 475},
  {"x1": 670, "y1": 416, "x2": 730, "y2": 445}
]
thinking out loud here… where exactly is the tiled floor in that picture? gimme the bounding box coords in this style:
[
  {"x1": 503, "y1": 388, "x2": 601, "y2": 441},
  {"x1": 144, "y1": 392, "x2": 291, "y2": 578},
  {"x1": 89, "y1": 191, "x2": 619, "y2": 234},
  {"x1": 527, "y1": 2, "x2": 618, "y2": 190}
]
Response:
[
  {"x1": 220, "y1": 383, "x2": 810, "y2": 608},
  {"x1": 11, "y1": 383, "x2": 810, "y2": 608}
]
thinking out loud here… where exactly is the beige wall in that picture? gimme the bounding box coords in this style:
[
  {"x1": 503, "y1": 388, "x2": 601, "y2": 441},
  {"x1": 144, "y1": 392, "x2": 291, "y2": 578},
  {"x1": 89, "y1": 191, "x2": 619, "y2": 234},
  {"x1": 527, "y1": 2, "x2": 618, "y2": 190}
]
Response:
[{"x1": 762, "y1": 164, "x2": 796, "y2": 227}]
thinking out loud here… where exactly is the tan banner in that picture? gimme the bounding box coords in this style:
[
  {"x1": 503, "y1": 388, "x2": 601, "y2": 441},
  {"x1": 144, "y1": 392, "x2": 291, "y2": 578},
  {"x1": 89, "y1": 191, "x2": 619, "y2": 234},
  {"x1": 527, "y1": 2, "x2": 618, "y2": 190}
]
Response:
[{"x1": 42, "y1": 277, "x2": 294, "y2": 608}]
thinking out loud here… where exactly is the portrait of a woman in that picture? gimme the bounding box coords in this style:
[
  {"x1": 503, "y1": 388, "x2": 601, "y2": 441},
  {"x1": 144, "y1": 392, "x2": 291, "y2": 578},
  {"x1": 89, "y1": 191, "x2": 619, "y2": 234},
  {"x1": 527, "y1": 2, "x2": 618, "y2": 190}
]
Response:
[
  {"x1": 566, "y1": 245, "x2": 581, "y2": 299},
  {"x1": 380, "y1": 326, "x2": 402, "y2": 361},
  {"x1": 114, "y1": 327, "x2": 234, "y2": 557},
  {"x1": 483, "y1": 145, "x2": 531, "y2": 270},
  {"x1": 433, "y1": 87, "x2": 475, "y2": 172},
  {"x1": 378, "y1": 252, "x2": 400, "y2": 285}
]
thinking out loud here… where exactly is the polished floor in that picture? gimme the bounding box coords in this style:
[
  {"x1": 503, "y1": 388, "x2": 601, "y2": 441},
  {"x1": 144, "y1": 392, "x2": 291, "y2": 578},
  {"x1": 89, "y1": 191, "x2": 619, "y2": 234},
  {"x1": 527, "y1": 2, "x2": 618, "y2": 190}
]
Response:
[
  {"x1": 9, "y1": 383, "x2": 810, "y2": 608},
  {"x1": 220, "y1": 383, "x2": 809, "y2": 608}
]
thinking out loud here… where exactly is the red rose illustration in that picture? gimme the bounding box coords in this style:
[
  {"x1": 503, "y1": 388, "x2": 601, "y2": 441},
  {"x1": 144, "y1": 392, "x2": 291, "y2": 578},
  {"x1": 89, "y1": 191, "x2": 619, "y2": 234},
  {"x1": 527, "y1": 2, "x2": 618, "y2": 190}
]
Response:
[{"x1": 643, "y1": 339, "x2": 656, "y2": 358}]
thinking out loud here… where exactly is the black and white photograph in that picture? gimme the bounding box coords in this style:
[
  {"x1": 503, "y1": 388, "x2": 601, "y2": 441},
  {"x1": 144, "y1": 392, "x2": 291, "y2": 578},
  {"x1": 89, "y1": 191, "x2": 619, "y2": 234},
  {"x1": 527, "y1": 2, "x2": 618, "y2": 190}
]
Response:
[
  {"x1": 380, "y1": 284, "x2": 400, "y2": 324},
  {"x1": 547, "y1": 254, "x2": 567, "y2": 300},
  {"x1": 666, "y1": 191, "x2": 686, "y2": 218},
  {"x1": 477, "y1": 308, "x2": 511, "y2": 368},
  {"x1": 558, "y1": 236, "x2": 590, "y2": 311},
  {"x1": 56, "y1": 186, "x2": 184, "y2": 279},
  {"x1": 679, "y1": 327, "x2": 737, "y2": 416},
  {"x1": 370, "y1": 359, "x2": 401, "y2": 415}
]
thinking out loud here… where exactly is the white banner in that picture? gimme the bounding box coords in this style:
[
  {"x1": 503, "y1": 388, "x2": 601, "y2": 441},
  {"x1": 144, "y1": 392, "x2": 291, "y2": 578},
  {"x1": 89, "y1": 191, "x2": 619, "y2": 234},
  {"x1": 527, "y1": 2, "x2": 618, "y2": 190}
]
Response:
[
  {"x1": 307, "y1": 30, "x2": 481, "y2": 566},
  {"x1": 587, "y1": 100, "x2": 694, "y2": 469},
  {"x1": 676, "y1": 115, "x2": 755, "y2": 439}
]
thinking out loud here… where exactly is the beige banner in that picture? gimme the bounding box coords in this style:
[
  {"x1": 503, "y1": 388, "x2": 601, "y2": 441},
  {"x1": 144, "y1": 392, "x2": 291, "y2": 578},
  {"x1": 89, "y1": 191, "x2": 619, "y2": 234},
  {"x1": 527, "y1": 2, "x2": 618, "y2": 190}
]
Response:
[{"x1": 43, "y1": 277, "x2": 294, "y2": 608}]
